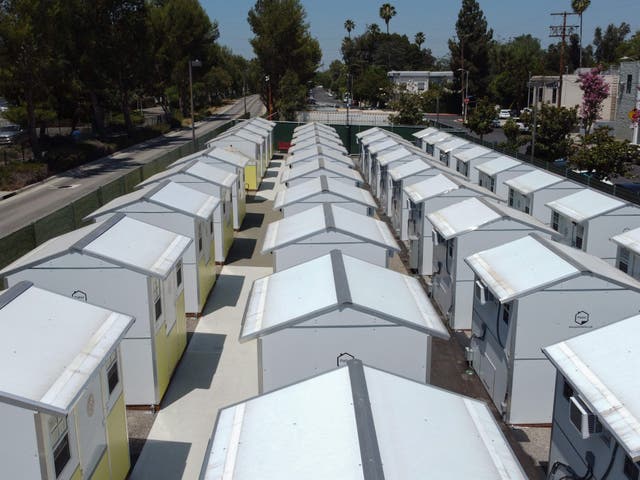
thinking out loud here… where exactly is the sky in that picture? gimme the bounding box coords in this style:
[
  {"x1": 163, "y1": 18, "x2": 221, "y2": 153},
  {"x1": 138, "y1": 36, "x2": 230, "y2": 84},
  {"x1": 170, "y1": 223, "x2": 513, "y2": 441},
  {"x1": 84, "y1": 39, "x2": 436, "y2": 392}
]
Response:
[{"x1": 201, "y1": 0, "x2": 640, "y2": 67}]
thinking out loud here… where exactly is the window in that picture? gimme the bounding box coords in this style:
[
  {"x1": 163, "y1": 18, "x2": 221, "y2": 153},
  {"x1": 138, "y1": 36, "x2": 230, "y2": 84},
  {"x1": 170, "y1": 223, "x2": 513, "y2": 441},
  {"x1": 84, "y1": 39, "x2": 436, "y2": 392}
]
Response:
[
  {"x1": 552, "y1": 87, "x2": 557, "y2": 104},
  {"x1": 574, "y1": 223, "x2": 584, "y2": 250},
  {"x1": 447, "y1": 239, "x2": 454, "y2": 259},
  {"x1": 552, "y1": 211, "x2": 560, "y2": 231},
  {"x1": 49, "y1": 416, "x2": 70, "y2": 477},
  {"x1": 502, "y1": 302, "x2": 511, "y2": 325},
  {"x1": 538, "y1": 87, "x2": 543, "y2": 102},
  {"x1": 209, "y1": 215, "x2": 214, "y2": 234},
  {"x1": 508, "y1": 188, "x2": 515, "y2": 207},
  {"x1": 619, "y1": 247, "x2": 630, "y2": 273},
  {"x1": 152, "y1": 278, "x2": 162, "y2": 320},
  {"x1": 198, "y1": 224, "x2": 203, "y2": 253},
  {"x1": 106, "y1": 350, "x2": 119, "y2": 395},
  {"x1": 562, "y1": 378, "x2": 574, "y2": 400},
  {"x1": 624, "y1": 456, "x2": 639, "y2": 480},
  {"x1": 457, "y1": 160, "x2": 469, "y2": 177},
  {"x1": 627, "y1": 74, "x2": 633, "y2": 94},
  {"x1": 176, "y1": 260, "x2": 183, "y2": 287},
  {"x1": 440, "y1": 151, "x2": 450, "y2": 165}
]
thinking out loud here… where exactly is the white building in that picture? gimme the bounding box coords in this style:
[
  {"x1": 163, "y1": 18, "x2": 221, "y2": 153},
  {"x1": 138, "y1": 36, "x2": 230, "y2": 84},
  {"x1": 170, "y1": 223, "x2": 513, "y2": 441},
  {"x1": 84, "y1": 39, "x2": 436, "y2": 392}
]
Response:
[
  {"x1": 262, "y1": 204, "x2": 399, "y2": 271},
  {"x1": 466, "y1": 234, "x2": 640, "y2": 424},
  {"x1": 429, "y1": 197, "x2": 556, "y2": 330},
  {"x1": 362, "y1": 135, "x2": 407, "y2": 186},
  {"x1": 544, "y1": 314, "x2": 640, "y2": 480},
  {"x1": 370, "y1": 144, "x2": 419, "y2": 203},
  {"x1": 0, "y1": 282, "x2": 134, "y2": 480},
  {"x1": 207, "y1": 128, "x2": 266, "y2": 186},
  {"x1": 287, "y1": 144, "x2": 353, "y2": 168},
  {"x1": 411, "y1": 126, "x2": 439, "y2": 145},
  {"x1": 293, "y1": 122, "x2": 339, "y2": 140},
  {"x1": 475, "y1": 156, "x2": 535, "y2": 200},
  {"x1": 388, "y1": 70, "x2": 454, "y2": 92},
  {"x1": 452, "y1": 145, "x2": 499, "y2": 182},
  {"x1": 432, "y1": 137, "x2": 473, "y2": 169},
  {"x1": 281, "y1": 157, "x2": 363, "y2": 187},
  {"x1": 1, "y1": 214, "x2": 191, "y2": 407},
  {"x1": 611, "y1": 226, "x2": 640, "y2": 279},
  {"x1": 419, "y1": 130, "x2": 452, "y2": 156},
  {"x1": 199, "y1": 360, "x2": 527, "y2": 480},
  {"x1": 240, "y1": 251, "x2": 449, "y2": 391},
  {"x1": 289, "y1": 136, "x2": 347, "y2": 156}
]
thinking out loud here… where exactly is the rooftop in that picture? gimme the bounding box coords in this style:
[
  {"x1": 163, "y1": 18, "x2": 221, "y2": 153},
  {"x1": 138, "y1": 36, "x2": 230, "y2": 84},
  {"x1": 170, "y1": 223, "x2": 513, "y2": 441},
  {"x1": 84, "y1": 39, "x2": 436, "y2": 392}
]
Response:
[
  {"x1": 504, "y1": 169, "x2": 568, "y2": 195},
  {"x1": 281, "y1": 158, "x2": 362, "y2": 184},
  {"x1": 453, "y1": 145, "x2": 495, "y2": 163},
  {"x1": 611, "y1": 226, "x2": 640, "y2": 255},
  {"x1": 138, "y1": 159, "x2": 237, "y2": 189},
  {"x1": 274, "y1": 176, "x2": 375, "y2": 210},
  {"x1": 475, "y1": 156, "x2": 523, "y2": 176},
  {"x1": 546, "y1": 188, "x2": 627, "y2": 223}
]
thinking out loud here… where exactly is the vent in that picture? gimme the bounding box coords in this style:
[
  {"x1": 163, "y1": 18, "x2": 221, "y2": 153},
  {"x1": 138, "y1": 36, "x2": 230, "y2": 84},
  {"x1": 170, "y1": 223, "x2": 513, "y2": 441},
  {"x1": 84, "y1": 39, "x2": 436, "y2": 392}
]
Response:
[{"x1": 570, "y1": 396, "x2": 602, "y2": 439}]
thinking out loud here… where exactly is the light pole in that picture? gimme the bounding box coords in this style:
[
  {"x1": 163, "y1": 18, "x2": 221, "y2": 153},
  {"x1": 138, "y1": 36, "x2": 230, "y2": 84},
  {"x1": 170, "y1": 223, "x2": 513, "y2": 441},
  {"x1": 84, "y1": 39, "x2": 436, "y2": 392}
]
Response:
[
  {"x1": 265, "y1": 75, "x2": 273, "y2": 119},
  {"x1": 457, "y1": 68, "x2": 469, "y2": 124},
  {"x1": 189, "y1": 59, "x2": 202, "y2": 148},
  {"x1": 242, "y1": 70, "x2": 248, "y2": 118}
]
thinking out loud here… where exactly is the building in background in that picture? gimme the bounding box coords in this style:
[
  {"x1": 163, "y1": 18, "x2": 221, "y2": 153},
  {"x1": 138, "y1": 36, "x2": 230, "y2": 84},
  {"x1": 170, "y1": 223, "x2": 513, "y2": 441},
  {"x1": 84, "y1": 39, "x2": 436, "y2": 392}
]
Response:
[
  {"x1": 613, "y1": 60, "x2": 640, "y2": 144},
  {"x1": 388, "y1": 70, "x2": 454, "y2": 93}
]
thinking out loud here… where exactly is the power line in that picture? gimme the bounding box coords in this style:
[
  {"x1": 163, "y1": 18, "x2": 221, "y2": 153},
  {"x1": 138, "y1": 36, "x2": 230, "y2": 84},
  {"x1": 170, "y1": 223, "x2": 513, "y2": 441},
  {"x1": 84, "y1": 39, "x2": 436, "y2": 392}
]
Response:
[{"x1": 549, "y1": 12, "x2": 579, "y2": 107}]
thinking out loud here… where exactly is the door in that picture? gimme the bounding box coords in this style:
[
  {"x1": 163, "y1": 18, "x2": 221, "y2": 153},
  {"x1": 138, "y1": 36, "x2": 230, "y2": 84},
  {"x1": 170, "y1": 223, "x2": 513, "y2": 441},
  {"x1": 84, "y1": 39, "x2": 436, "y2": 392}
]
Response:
[{"x1": 75, "y1": 374, "x2": 107, "y2": 476}]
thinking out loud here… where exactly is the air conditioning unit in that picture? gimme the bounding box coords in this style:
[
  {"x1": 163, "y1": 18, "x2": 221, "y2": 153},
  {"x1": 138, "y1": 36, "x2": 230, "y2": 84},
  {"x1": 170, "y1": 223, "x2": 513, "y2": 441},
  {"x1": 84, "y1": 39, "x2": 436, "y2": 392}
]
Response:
[
  {"x1": 432, "y1": 231, "x2": 440, "y2": 245},
  {"x1": 474, "y1": 280, "x2": 489, "y2": 305},
  {"x1": 570, "y1": 396, "x2": 602, "y2": 439}
]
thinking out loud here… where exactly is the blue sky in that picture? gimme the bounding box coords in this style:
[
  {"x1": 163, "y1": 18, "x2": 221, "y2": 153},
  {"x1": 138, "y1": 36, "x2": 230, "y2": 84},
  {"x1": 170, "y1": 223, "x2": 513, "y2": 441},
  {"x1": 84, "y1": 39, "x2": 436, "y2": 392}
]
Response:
[{"x1": 201, "y1": 0, "x2": 640, "y2": 66}]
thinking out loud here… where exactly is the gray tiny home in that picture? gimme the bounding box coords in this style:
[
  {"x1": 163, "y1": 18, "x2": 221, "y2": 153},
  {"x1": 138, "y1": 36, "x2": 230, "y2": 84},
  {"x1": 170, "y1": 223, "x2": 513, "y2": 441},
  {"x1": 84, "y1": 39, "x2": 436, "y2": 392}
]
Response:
[
  {"x1": 432, "y1": 137, "x2": 472, "y2": 168},
  {"x1": 452, "y1": 145, "x2": 499, "y2": 182},
  {"x1": 465, "y1": 233, "x2": 640, "y2": 424},
  {"x1": 368, "y1": 139, "x2": 412, "y2": 197},
  {"x1": 262, "y1": 204, "x2": 399, "y2": 272},
  {"x1": 611, "y1": 226, "x2": 640, "y2": 279},
  {"x1": 547, "y1": 188, "x2": 640, "y2": 264},
  {"x1": 362, "y1": 135, "x2": 406, "y2": 186},
  {"x1": 543, "y1": 314, "x2": 640, "y2": 480},
  {"x1": 281, "y1": 158, "x2": 363, "y2": 187},
  {"x1": 287, "y1": 144, "x2": 354, "y2": 169},
  {"x1": 475, "y1": 155, "x2": 535, "y2": 200},
  {"x1": 372, "y1": 144, "x2": 425, "y2": 207},
  {"x1": 418, "y1": 130, "x2": 452, "y2": 155},
  {"x1": 429, "y1": 197, "x2": 556, "y2": 330},
  {"x1": 240, "y1": 251, "x2": 449, "y2": 392}
]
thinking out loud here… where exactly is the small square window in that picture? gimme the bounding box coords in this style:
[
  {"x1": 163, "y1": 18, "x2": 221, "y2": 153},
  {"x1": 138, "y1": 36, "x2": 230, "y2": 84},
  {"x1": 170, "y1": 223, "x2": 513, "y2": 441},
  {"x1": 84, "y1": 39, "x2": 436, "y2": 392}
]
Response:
[
  {"x1": 552, "y1": 211, "x2": 560, "y2": 231},
  {"x1": 49, "y1": 416, "x2": 70, "y2": 477},
  {"x1": 151, "y1": 278, "x2": 162, "y2": 321},
  {"x1": 502, "y1": 302, "x2": 511, "y2": 324},
  {"x1": 209, "y1": 216, "x2": 214, "y2": 234},
  {"x1": 106, "y1": 351, "x2": 119, "y2": 395},
  {"x1": 176, "y1": 261, "x2": 183, "y2": 287},
  {"x1": 562, "y1": 378, "x2": 574, "y2": 400},
  {"x1": 627, "y1": 74, "x2": 633, "y2": 95}
]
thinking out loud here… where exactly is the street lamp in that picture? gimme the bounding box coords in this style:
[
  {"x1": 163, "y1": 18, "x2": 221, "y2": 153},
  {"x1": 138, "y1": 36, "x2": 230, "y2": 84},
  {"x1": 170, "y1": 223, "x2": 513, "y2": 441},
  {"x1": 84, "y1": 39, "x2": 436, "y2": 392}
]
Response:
[{"x1": 189, "y1": 59, "x2": 202, "y2": 148}]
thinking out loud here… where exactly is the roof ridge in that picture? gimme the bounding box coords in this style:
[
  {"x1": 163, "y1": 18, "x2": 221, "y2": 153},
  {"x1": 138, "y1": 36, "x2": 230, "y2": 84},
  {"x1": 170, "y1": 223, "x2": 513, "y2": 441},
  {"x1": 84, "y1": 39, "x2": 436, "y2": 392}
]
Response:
[
  {"x1": 0, "y1": 281, "x2": 32, "y2": 310},
  {"x1": 330, "y1": 250, "x2": 352, "y2": 306},
  {"x1": 71, "y1": 213, "x2": 125, "y2": 252},
  {"x1": 323, "y1": 203, "x2": 336, "y2": 229}
]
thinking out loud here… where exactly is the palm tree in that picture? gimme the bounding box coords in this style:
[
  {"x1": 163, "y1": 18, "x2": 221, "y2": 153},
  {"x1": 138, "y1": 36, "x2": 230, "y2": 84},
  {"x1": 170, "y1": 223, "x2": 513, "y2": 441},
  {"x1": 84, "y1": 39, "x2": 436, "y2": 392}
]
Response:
[
  {"x1": 344, "y1": 19, "x2": 355, "y2": 39},
  {"x1": 367, "y1": 23, "x2": 381, "y2": 36},
  {"x1": 572, "y1": 0, "x2": 591, "y2": 68},
  {"x1": 415, "y1": 31, "x2": 425, "y2": 49},
  {"x1": 379, "y1": 3, "x2": 396, "y2": 35}
]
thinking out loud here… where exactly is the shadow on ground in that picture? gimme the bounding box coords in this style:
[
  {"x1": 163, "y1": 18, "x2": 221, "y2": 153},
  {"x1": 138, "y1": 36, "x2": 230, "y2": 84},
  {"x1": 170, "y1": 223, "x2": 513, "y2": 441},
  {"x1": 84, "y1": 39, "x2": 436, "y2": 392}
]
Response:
[
  {"x1": 225, "y1": 238, "x2": 257, "y2": 264},
  {"x1": 240, "y1": 212, "x2": 264, "y2": 230},
  {"x1": 202, "y1": 274, "x2": 245, "y2": 316},
  {"x1": 129, "y1": 439, "x2": 191, "y2": 480}
]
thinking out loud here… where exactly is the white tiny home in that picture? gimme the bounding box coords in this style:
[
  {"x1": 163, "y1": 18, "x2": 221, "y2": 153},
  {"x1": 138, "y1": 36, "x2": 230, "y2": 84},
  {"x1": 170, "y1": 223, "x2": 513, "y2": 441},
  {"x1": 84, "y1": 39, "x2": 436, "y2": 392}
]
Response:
[
  {"x1": 199, "y1": 360, "x2": 527, "y2": 480},
  {"x1": 262, "y1": 203, "x2": 399, "y2": 272},
  {"x1": 452, "y1": 145, "x2": 499, "y2": 182},
  {"x1": 219, "y1": 124, "x2": 268, "y2": 170},
  {"x1": 246, "y1": 117, "x2": 275, "y2": 159},
  {"x1": 274, "y1": 176, "x2": 376, "y2": 217},
  {"x1": 281, "y1": 157, "x2": 363, "y2": 187},
  {"x1": 547, "y1": 189, "x2": 640, "y2": 264},
  {"x1": 411, "y1": 126, "x2": 440, "y2": 147},
  {"x1": 420, "y1": 130, "x2": 452, "y2": 156},
  {"x1": 432, "y1": 137, "x2": 473, "y2": 168},
  {"x1": 403, "y1": 173, "x2": 500, "y2": 275},
  {"x1": 370, "y1": 144, "x2": 417, "y2": 202},
  {"x1": 1, "y1": 214, "x2": 192, "y2": 407},
  {"x1": 207, "y1": 128, "x2": 266, "y2": 182},
  {"x1": 293, "y1": 122, "x2": 339, "y2": 138},
  {"x1": 356, "y1": 128, "x2": 394, "y2": 180},
  {"x1": 362, "y1": 135, "x2": 406, "y2": 185},
  {"x1": 292, "y1": 129, "x2": 341, "y2": 146},
  {"x1": 240, "y1": 251, "x2": 449, "y2": 392},
  {"x1": 237, "y1": 119, "x2": 273, "y2": 162},
  {"x1": 465, "y1": 233, "x2": 640, "y2": 424},
  {"x1": 137, "y1": 160, "x2": 236, "y2": 260},
  {"x1": 504, "y1": 169, "x2": 583, "y2": 224},
  {"x1": 0, "y1": 282, "x2": 134, "y2": 480},
  {"x1": 543, "y1": 315, "x2": 640, "y2": 480},
  {"x1": 287, "y1": 144, "x2": 353, "y2": 168},
  {"x1": 429, "y1": 197, "x2": 556, "y2": 330},
  {"x1": 84, "y1": 180, "x2": 219, "y2": 316},
  {"x1": 475, "y1": 155, "x2": 535, "y2": 200},
  {"x1": 611, "y1": 226, "x2": 640, "y2": 279},
  {"x1": 289, "y1": 136, "x2": 347, "y2": 156}
]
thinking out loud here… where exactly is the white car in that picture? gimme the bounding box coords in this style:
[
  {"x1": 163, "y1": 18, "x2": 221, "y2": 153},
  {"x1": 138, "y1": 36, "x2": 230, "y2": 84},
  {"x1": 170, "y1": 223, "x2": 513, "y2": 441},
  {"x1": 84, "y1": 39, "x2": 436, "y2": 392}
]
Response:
[{"x1": 498, "y1": 109, "x2": 511, "y2": 119}]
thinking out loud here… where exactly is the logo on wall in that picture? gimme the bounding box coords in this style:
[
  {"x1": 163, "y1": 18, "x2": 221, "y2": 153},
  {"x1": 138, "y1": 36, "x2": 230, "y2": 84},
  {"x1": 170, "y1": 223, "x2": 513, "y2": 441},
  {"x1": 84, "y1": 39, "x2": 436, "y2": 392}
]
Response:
[
  {"x1": 336, "y1": 352, "x2": 356, "y2": 367},
  {"x1": 570, "y1": 311, "x2": 592, "y2": 329},
  {"x1": 72, "y1": 290, "x2": 87, "y2": 302}
]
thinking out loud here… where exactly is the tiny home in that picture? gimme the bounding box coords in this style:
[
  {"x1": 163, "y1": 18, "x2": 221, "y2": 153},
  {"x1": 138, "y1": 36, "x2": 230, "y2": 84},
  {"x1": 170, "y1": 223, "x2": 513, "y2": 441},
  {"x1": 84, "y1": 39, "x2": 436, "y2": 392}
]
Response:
[
  {"x1": 452, "y1": 145, "x2": 499, "y2": 182},
  {"x1": 611, "y1": 226, "x2": 640, "y2": 279},
  {"x1": 247, "y1": 117, "x2": 275, "y2": 159},
  {"x1": 287, "y1": 144, "x2": 353, "y2": 168},
  {"x1": 503, "y1": 169, "x2": 583, "y2": 224},
  {"x1": 289, "y1": 136, "x2": 347, "y2": 156},
  {"x1": 1, "y1": 214, "x2": 192, "y2": 407},
  {"x1": 137, "y1": 160, "x2": 236, "y2": 258},
  {"x1": 356, "y1": 128, "x2": 394, "y2": 179},
  {"x1": 429, "y1": 197, "x2": 556, "y2": 330},
  {"x1": 432, "y1": 137, "x2": 473, "y2": 168},
  {"x1": 207, "y1": 128, "x2": 266, "y2": 181},
  {"x1": 281, "y1": 157, "x2": 363, "y2": 187},
  {"x1": 0, "y1": 282, "x2": 134, "y2": 480},
  {"x1": 370, "y1": 144, "x2": 416, "y2": 201},
  {"x1": 465, "y1": 233, "x2": 640, "y2": 424},
  {"x1": 293, "y1": 122, "x2": 338, "y2": 139},
  {"x1": 84, "y1": 180, "x2": 219, "y2": 315},
  {"x1": 378, "y1": 149, "x2": 428, "y2": 216},
  {"x1": 544, "y1": 315, "x2": 640, "y2": 480},
  {"x1": 420, "y1": 130, "x2": 452, "y2": 156},
  {"x1": 236, "y1": 119, "x2": 273, "y2": 163},
  {"x1": 547, "y1": 189, "x2": 640, "y2": 264},
  {"x1": 403, "y1": 173, "x2": 500, "y2": 275},
  {"x1": 362, "y1": 135, "x2": 407, "y2": 185},
  {"x1": 199, "y1": 360, "x2": 527, "y2": 480},
  {"x1": 475, "y1": 155, "x2": 534, "y2": 200},
  {"x1": 240, "y1": 251, "x2": 449, "y2": 391},
  {"x1": 206, "y1": 138, "x2": 259, "y2": 192},
  {"x1": 293, "y1": 129, "x2": 341, "y2": 146},
  {"x1": 262, "y1": 203, "x2": 400, "y2": 271},
  {"x1": 274, "y1": 175, "x2": 376, "y2": 217},
  {"x1": 412, "y1": 126, "x2": 440, "y2": 148}
]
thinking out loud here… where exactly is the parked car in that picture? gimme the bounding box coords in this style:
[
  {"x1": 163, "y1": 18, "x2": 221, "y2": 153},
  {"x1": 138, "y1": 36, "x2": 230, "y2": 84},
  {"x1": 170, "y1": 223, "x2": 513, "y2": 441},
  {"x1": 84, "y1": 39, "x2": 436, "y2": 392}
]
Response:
[
  {"x1": 0, "y1": 125, "x2": 27, "y2": 145},
  {"x1": 498, "y1": 109, "x2": 511, "y2": 119}
]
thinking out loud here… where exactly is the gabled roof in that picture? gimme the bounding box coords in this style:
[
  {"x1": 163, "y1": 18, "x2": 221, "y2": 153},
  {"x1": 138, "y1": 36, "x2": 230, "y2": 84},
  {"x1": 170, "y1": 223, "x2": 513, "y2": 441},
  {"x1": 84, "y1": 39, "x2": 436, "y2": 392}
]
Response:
[
  {"x1": 85, "y1": 179, "x2": 219, "y2": 221},
  {"x1": 546, "y1": 189, "x2": 628, "y2": 223},
  {"x1": 232, "y1": 122, "x2": 269, "y2": 139},
  {"x1": 1, "y1": 214, "x2": 192, "y2": 279},
  {"x1": 290, "y1": 137, "x2": 347, "y2": 154},
  {"x1": 138, "y1": 159, "x2": 237, "y2": 189},
  {"x1": 376, "y1": 145, "x2": 415, "y2": 167},
  {"x1": 241, "y1": 250, "x2": 448, "y2": 341},
  {"x1": 475, "y1": 156, "x2": 523, "y2": 176},
  {"x1": 249, "y1": 117, "x2": 276, "y2": 129},
  {"x1": 203, "y1": 146, "x2": 252, "y2": 168},
  {"x1": 293, "y1": 129, "x2": 340, "y2": 144},
  {"x1": 453, "y1": 145, "x2": 494, "y2": 163},
  {"x1": 503, "y1": 170, "x2": 567, "y2": 194},
  {"x1": 543, "y1": 314, "x2": 640, "y2": 461},
  {"x1": 274, "y1": 176, "x2": 375, "y2": 210},
  {"x1": 0, "y1": 282, "x2": 133, "y2": 415},
  {"x1": 200, "y1": 360, "x2": 526, "y2": 480},
  {"x1": 355, "y1": 126, "x2": 383, "y2": 140},
  {"x1": 422, "y1": 131, "x2": 451, "y2": 145},
  {"x1": 281, "y1": 158, "x2": 362, "y2": 183},
  {"x1": 611, "y1": 226, "x2": 640, "y2": 255},
  {"x1": 389, "y1": 158, "x2": 432, "y2": 181},
  {"x1": 360, "y1": 129, "x2": 402, "y2": 146},
  {"x1": 428, "y1": 197, "x2": 555, "y2": 240},
  {"x1": 262, "y1": 204, "x2": 399, "y2": 254},
  {"x1": 434, "y1": 137, "x2": 470, "y2": 153},
  {"x1": 367, "y1": 138, "x2": 405, "y2": 155},
  {"x1": 288, "y1": 145, "x2": 353, "y2": 166},
  {"x1": 213, "y1": 128, "x2": 263, "y2": 146},
  {"x1": 465, "y1": 233, "x2": 640, "y2": 302},
  {"x1": 403, "y1": 173, "x2": 498, "y2": 204},
  {"x1": 294, "y1": 122, "x2": 336, "y2": 136},
  {"x1": 412, "y1": 126, "x2": 439, "y2": 139}
]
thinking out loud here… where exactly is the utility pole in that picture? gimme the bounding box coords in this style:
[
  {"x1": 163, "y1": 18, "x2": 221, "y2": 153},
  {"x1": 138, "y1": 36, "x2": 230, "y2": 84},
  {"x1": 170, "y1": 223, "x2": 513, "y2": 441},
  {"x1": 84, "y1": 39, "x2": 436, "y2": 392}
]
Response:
[
  {"x1": 460, "y1": 35, "x2": 465, "y2": 119},
  {"x1": 242, "y1": 70, "x2": 247, "y2": 118},
  {"x1": 188, "y1": 59, "x2": 202, "y2": 148},
  {"x1": 550, "y1": 12, "x2": 578, "y2": 107}
]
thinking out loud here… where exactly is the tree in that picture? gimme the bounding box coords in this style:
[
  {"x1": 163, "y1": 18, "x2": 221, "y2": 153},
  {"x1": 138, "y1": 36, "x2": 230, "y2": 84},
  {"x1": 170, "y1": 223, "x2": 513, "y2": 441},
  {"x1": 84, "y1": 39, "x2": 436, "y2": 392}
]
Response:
[
  {"x1": 526, "y1": 104, "x2": 578, "y2": 160},
  {"x1": 344, "y1": 19, "x2": 355, "y2": 39},
  {"x1": 367, "y1": 23, "x2": 381, "y2": 36},
  {"x1": 466, "y1": 98, "x2": 494, "y2": 141},
  {"x1": 571, "y1": 0, "x2": 590, "y2": 68},
  {"x1": 379, "y1": 3, "x2": 396, "y2": 35},
  {"x1": 617, "y1": 30, "x2": 640, "y2": 60},
  {"x1": 570, "y1": 126, "x2": 640, "y2": 180},
  {"x1": 593, "y1": 22, "x2": 630, "y2": 65},
  {"x1": 415, "y1": 32, "x2": 425, "y2": 49},
  {"x1": 352, "y1": 65, "x2": 390, "y2": 107},
  {"x1": 578, "y1": 67, "x2": 610, "y2": 133},
  {"x1": 248, "y1": 0, "x2": 321, "y2": 120},
  {"x1": 500, "y1": 118, "x2": 527, "y2": 154},
  {"x1": 389, "y1": 89, "x2": 423, "y2": 125},
  {"x1": 448, "y1": 0, "x2": 493, "y2": 101}
]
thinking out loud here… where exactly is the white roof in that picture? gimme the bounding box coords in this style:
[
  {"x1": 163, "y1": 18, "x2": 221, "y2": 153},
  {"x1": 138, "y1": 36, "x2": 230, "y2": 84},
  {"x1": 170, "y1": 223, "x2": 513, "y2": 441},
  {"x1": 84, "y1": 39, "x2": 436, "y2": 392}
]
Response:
[
  {"x1": 428, "y1": 197, "x2": 555, "y2": 240},
  {"x1": 215, "y1": 128, "x2": 263, "y2": 146},
  {"x1": 138, "y1": 160, "x2": 237, "y2": 189},
  {"x1": 435, "y1": 137, "x2": 470, "y2": 153},
  {"x1": 274, "y1": 176, "x2": 375, "y2": 210},
  {"x1": 360, "y1": 130, "x2": 393, "y2": 146},
  {"x1": 543, "y1": 314, "x2": 640, "y2": 461},
  {"x1": 294, "y1": 122, "x2": 336, "y2": 136},
  {"x1": 262, "y1": 204, "x2": 399, "y2": 254},
  {"x1": 241, "y1": 251, "x2": 448, "y2": 340},
  {"x1": 367, "y1": 138, "x2": 403, "y2": 155},
  {"x1": 453, "y1": 145, "x2": 494, "y2": 163},
  {"x1": 503, "y1": 170, "x2": 566, "y2": 194},
  {"x1": 412, "y1": 127, "x2": 439, "y2": 139},
  {"x1": 282, "y1": 159, "x2": 362, "y2": 183},
  {"x1": 204, "y1": 146, "x2": 251, "y2": 168},
  {"x1": 234, "y1": 123, "x2": 269, "y2": 139},
  {"x1": 86, "y1": 180, "x2": 219, "y2": 221},
  {"x1": 201, "y1": 361, "x2": 526, "y2": 480},
  {"x1": 290, "y1": 137, "x2": 347, "y2": 154},
  {"x1": 465, "y1": 234, "x2": 640, "y2": 302},
  {"x1": 389, "y1": 159, "x2": 432, "y2": 181},
  {"x1": 248, "y1": 117, "x2": 275, "y2": 129},
  {"x1": 475, "y1": 156, "x2": 522, "y2": 176},
  {"x1": 288, "y1": 146, "x2": 353, "y2": 166},
  {"x1": 293, "y1": 129, "x2": 340, "y2": 144},
  {"x1": 0, "y1": 283, "x2": 133, "y2": 415},
  {"x1": 1, "y1": 214, "x2": 192, "y2": 279},
  {"x1": 355, "y1": 127, "x2": 383, "y2": 140},
  {"x1": 546, "y1": 189, "x2": 627, "y2": 223},
  {"x1": 376, "y1": 146, "x2": 414, "y2": 166},
  {"x1": 422, "y1": 131, "x2": 452, "y2": 145},
  {"x1": 611, "y1": 226, "x2": 640, "y2": 255},
  {"x1": 403, "y1": 174, "x2": 460, "y2": 203}
]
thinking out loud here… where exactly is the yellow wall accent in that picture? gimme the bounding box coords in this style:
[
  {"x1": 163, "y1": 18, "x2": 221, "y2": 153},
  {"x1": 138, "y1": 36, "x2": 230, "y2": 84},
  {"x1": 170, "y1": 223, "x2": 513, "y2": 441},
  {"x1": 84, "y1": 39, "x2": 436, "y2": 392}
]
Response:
[
  {"x1": 237, "y1": 195, "x2": 247, "y2": 228},
  {"x1": 168, "y1": 291, "x2": 187, "y2": 372},
  {"x1": 223, "y1": 215, "x2": 234, "y2": 257},
  {"x1": 244, "y1": 164, "x2": 258, "y2": 191},
  {"x1": 88, "y1": 451, "x2": 109, "y2": 480},
  {"x1": 70, "y1": 466, "x2": 82, "y2": 480},
  {"x1": 155, "y1": 324, "x2": 169, "y2": 400},
  {"x1": 198, "y1": 248, "x2": 217, "y2": 311},
  {"x1": 105, "y1": 394, "x2": 130, "y2": 480}
]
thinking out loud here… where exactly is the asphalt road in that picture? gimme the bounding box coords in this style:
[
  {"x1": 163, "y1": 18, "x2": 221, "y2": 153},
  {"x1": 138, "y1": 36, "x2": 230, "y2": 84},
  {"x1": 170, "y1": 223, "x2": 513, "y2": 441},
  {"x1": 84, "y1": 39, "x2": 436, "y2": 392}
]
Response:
[{"x1": 0, "y1": 95, "x2": 264, "y2": 236}]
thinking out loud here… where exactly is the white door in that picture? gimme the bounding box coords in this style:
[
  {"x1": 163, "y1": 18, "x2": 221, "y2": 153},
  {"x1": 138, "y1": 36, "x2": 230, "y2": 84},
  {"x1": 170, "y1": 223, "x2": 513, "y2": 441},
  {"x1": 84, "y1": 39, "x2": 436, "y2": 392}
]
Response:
[{"x1": 75, "y1": 374, "x2": 107, "y2": 475}]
